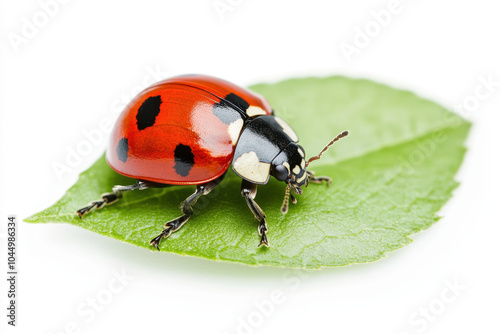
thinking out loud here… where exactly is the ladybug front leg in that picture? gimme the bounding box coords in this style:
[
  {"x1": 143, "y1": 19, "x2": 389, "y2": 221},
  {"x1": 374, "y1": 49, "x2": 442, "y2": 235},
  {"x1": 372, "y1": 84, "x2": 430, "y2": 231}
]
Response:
[
  {"x1": 241, "y1": 180, "x2": 270, "y2": 247},
  {"x1": 149, "y1": 172, "x2": 226, "y2": 250},
  {"x1": 306, "y1": 170, "x2": 331, "y2": 186},
  {"x1": 76, "y1": 181, "x2": 149, "y2": 218}
]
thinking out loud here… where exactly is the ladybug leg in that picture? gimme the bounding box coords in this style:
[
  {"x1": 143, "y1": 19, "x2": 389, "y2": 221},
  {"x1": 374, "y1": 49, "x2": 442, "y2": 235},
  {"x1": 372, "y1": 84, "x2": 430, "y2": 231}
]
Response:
[
  {"x1": 149, "y1": 173, "x2": 226, "y2": 250},
  {"x1": 306, "y1": 170, "x2": 331, "y2": 186},
  {"x1": 241, "y1": 180, "x2": 269, "y2": 247},
  {"x1": 76, "y1": 181, "x2": 149, "y2": 218}
]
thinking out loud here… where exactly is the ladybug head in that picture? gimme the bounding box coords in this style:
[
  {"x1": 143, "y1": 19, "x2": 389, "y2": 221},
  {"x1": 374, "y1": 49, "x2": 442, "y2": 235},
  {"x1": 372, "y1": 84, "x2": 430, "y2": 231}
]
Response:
[
  {"x1": 274, "y1": 130, "x2": 349, "y2": 214},
  {"x1": 271, "y1": 143, "x2": 308, "y2": 191}
]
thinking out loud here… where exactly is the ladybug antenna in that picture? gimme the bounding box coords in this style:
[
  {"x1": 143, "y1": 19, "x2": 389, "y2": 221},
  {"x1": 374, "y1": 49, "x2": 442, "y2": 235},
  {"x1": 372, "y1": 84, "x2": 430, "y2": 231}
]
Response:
[
  {"x1": 281, "y1": 184, "x2": 291, "y2": 214},
  {"x1": 281, "y1": 183, "x2": 299, "y2": 214},
  {"x1": 306, "y1": 130, "x2": 349, "y2": 167}
]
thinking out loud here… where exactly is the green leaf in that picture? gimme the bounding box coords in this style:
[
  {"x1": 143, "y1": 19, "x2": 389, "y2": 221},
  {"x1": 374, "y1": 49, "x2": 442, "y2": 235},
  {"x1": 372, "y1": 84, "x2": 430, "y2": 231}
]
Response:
[{"x1": 25, "y1": 76, "x2": 470, "y2": 268}]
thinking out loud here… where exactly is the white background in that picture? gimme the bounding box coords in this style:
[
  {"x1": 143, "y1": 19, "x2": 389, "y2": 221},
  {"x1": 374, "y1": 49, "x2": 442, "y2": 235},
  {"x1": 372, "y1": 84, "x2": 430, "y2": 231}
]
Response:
[{"x1": 1, "y1": 0, "x2": 499, "y2": 333}]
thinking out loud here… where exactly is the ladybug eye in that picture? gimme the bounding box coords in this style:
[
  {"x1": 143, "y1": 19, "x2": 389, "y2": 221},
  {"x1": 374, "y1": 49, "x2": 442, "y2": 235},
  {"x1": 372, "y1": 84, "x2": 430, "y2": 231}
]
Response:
[{"x1": 274, "y1": 165, "x2": 288, "y2": 181}]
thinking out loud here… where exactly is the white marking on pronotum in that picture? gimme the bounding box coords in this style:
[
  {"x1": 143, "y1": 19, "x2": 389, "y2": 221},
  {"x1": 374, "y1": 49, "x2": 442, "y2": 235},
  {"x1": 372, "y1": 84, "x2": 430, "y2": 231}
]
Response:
[
  {"x1": 300, "y1": 159, "x2": 305, "y2": 169},
  {"x1": 283, "y1": 161, "x2": 291, "y2": 173},
  {"x1": 227, "y1": 118, "x2": 244, "y2": 145},
  {"x1": 292, "y1": 165, "x2": 300, "y2": 174},
  {"x1": 275, "y1": 117, "x2": 298, "y2": 142},
  {"x1": 233, "y1": 151, "x2": 270, "y2": 183},
  {"x1": 298, "y1": 148, "x2": 305, "y2": 157},
  {"x1": 246, "y1": 106, "x2": 267, "y2": 117}
]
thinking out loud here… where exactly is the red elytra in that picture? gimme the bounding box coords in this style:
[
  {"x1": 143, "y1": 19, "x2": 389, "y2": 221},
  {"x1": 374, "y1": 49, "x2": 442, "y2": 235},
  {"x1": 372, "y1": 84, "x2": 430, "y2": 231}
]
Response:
[{"x1": 106, "y1": 75, "x2": 273, "y2": 185}]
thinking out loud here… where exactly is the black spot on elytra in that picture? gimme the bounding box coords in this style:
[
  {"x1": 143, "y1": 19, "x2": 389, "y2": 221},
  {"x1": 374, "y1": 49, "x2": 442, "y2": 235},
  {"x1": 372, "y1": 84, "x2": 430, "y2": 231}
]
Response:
[
  {"x1": 212, "y1": 93, "x2": 250, "y2": 124},
  {"x1": 136, "y1": 95, "x2": 162, "y2": 130},
  {"x1": 174, "y1": 144, "x2": 194, "y2": 177},
  {"x1": 116, "y1": 137, "x2": 129, "y2": 162}
]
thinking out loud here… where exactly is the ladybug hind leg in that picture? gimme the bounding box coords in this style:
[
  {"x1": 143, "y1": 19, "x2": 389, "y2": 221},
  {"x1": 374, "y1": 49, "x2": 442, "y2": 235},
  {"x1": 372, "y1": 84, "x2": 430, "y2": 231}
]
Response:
[
  {"x1": 76, "y1": 181, "x2": 149, "y2": 218},
  {"x1": 149, "y1": 172, "x2": 226, "y2": 250},
  {"x1": 241, "y1": 180, "x2": 269, "y2": 247}
]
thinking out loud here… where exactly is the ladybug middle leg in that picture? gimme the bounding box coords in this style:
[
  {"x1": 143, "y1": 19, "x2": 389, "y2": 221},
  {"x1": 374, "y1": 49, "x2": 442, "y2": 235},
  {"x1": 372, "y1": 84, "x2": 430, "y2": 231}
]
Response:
[
  {"x1": 76, "y1": 181, "x2": 150, "y2": 218},
  {"x1": 241, "y1": 180, "x2": 270, "y2": 247},
  {"x1": 149, "y1": 172, "x2": 226, "y2": 250}
]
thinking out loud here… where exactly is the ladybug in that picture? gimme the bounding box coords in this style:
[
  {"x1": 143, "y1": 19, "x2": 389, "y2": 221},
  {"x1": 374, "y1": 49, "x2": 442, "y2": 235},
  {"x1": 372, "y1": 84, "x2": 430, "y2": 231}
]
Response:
[{"x1": 76, "y1": 75, "x2": 348, "y2": 249}]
